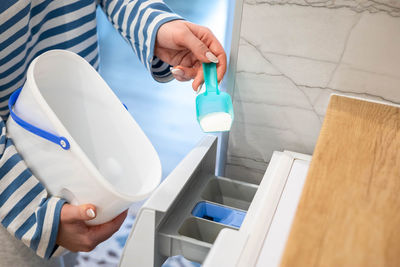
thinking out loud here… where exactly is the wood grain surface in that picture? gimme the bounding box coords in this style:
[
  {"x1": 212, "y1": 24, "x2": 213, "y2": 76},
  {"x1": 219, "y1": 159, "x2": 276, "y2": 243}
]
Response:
[{"x1": 280, "y1": 95, "x2": 400, "y2": 267}]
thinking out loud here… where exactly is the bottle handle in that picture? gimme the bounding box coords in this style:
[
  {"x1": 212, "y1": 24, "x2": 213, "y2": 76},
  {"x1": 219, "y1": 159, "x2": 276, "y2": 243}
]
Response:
[{"x1": 202, "y1": 63, "x2": 219, "y2": 95}]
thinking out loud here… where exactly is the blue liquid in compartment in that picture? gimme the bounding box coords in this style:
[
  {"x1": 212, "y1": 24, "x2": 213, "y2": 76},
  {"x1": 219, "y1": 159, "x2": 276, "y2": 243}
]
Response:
[{"x1": 191, "y1": 201, "x2": 246, "y2": 228}]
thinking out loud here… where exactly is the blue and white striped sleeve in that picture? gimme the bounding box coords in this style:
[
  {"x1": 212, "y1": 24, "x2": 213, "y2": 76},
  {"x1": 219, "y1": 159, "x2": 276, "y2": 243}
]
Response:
[
  {"x1": 0, "y1": 118, "x2": 66, "y2": 259},
  {"x1": 99, "y1": 0, "x2": 183, "y2": 82}
]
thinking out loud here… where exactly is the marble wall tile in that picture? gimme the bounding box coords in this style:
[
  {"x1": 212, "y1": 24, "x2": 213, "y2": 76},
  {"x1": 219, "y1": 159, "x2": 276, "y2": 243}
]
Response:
[{"x1": 226, "y1": 0, "x2": 400, "y2": 182}]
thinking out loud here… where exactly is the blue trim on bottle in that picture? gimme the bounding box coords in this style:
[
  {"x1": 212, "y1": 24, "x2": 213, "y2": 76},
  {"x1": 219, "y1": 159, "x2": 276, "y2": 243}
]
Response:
[{"x1": 8, "y1": 88, "x2": 70, "y2": 150}]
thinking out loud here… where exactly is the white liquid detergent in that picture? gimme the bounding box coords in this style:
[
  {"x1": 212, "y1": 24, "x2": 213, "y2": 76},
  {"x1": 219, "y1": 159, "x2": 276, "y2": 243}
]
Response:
[{"x1": 199, "y1": 112, "x2": 232, "y2": 132}]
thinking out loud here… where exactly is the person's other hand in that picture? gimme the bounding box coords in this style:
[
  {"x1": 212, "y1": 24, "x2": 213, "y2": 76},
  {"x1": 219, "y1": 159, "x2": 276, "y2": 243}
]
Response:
[
  {"x1": 56, "y1": 204, "x2": 127, "y2": 252},
  {"x1": 155, "y1": 20, "x2": 227, "y2": 92}
]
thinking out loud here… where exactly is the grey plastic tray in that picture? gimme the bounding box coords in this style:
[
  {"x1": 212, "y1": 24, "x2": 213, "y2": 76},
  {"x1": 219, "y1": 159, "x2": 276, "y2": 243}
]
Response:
[
  {"x1": 157, "y1": 172, "x2": 258, "y2": 263},
  {"x1": 178, "y1": 217, "x2": 234, "y2": 244},
  {"x1": 202, "y1": 177, "x2": 258, "y2": 211}
]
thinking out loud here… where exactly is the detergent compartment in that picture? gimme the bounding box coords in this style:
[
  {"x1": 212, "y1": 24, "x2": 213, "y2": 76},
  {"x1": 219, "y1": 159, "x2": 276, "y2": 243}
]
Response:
[
  {"x1": 178, "y1": 217, "x2": 235, "y2": 244},
  {"x1": 201, "y1": 177, "x2": 257, "y2": 210},
  {"x1": 156, "y1": 170, "x2": 257, "y2": 263},
  {"x1": 191, "y1": 201, "x2": 246, "y2": 228}
]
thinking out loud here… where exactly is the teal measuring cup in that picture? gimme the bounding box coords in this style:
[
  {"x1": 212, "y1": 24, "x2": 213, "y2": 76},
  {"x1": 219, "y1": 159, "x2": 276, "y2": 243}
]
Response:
[{"x1": 196, "y1": 63, "x2": 234, "y2": 132}]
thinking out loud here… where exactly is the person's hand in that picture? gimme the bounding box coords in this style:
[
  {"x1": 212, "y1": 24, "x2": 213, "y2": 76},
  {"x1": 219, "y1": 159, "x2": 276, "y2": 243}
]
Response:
[
  {"x1": 155, "y1": 20, "x2": 227, "y2": 92},
  {"x1": 56, "y1": 204, "x2": 127, "y2": 252}
]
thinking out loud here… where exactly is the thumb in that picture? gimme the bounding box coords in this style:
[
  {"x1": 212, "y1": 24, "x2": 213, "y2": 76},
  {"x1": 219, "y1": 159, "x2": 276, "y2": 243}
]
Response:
[{"x1": 61, "y1": 203, "x2": 97, "y2": 223}]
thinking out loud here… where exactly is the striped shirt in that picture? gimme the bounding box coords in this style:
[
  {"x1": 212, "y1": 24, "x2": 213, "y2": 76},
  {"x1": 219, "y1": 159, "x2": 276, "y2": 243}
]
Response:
[{"x1": 0, "y1": 0, "x2": 180, "y2": 259}]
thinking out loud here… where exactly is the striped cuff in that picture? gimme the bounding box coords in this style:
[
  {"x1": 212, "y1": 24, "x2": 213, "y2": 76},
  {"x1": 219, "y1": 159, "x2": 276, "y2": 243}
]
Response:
[
  {"x1": 131, "y1": 9, "x2": 182, "y2": 82},
  {"x1": 126, "y1": 3, "x2": 182, "y2": 71},
  {"x1": 42, "y1": 197, "x2": 66, "y2": 259},
  {"x1": 146, "y1": 14, "x2": 182, "y2": 83},
  {"x1": 150, "y1": 56, "x2": 174, "y2": 83},
  {"x1": 26, "y1": 196, "x2": 66, "y2": 259}
]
